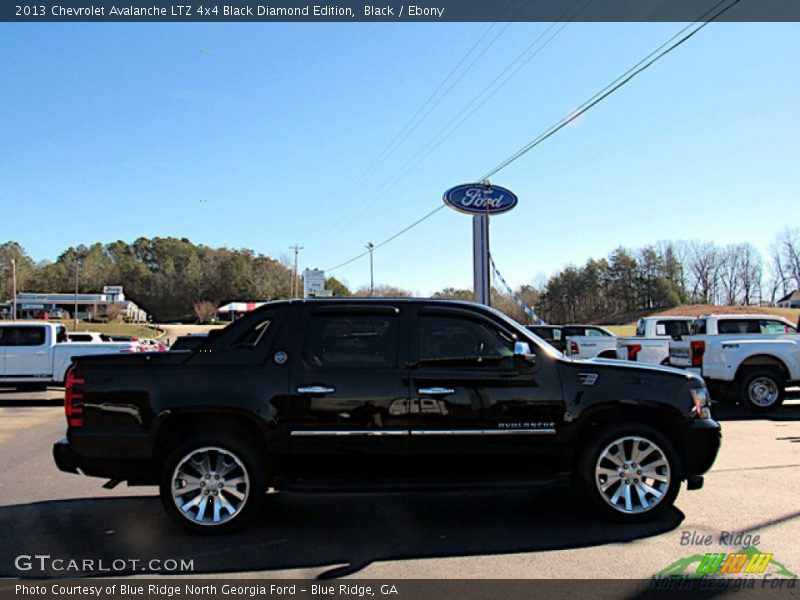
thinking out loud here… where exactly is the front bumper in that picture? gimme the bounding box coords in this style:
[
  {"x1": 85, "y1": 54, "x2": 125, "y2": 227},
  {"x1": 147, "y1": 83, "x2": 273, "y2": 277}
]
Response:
[{"x1": 683, "y1": 418, "x2": 722, "y2": 479}]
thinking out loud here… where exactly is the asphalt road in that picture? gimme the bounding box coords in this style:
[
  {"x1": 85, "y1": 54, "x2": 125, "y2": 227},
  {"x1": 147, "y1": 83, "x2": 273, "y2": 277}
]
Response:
[{"x1": 1, "y1": 388, "x2": 798, "y2": 580}]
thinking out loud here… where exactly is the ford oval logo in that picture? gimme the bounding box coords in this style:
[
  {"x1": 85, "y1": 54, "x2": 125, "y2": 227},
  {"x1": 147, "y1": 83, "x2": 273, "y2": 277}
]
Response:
[{"x1": 443, "y1": 183, "x2": 518, "y2": 216}]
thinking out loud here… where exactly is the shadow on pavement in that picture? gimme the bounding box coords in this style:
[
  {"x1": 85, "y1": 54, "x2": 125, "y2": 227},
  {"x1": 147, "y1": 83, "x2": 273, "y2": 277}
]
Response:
[
  {"x1": 0, "y1": 387, "x2": 63, "y2": 407},
  {"x1": 1, "y1": 488, "x2": 683, "y2": 579},
  {"x1": 713, "y1": 399, "x2": 800, "y2": 422}
]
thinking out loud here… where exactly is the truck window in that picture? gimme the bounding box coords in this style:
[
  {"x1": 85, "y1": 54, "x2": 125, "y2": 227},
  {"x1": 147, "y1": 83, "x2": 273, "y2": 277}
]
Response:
[
  {"x1": 68, "y1": 334, "x2": 93, "y2": 342},
  {"x1": 717, "y1": 320, "x2": 760, "y2": 334},
  {"x1": 419, "y1": 315, "x2": 514, "y2": 368},
  {"x1": 305, "y1": 315, "x2": 398, "y2": 368},
  {"x1": 692, "y1": 319, "x2": 707, "y2": 335},
  {"x1": 761, "y1": 320, "x2": 796, "y2": 334},
  {"x1": 636, "y1": 320, "x2": 646, "y2": 337},
  {"x1": 0, "y1": 326, "x2": 46, "y2": 346},
  {"x1": 233, "y1": 319, "x2": 271, "y2": 347},
  {"x1": 55, "y1": 326, "x2": 68, "y2": 344},
  {"x1": 657, "y1": 320, "x2": 691, "y2": 337}
]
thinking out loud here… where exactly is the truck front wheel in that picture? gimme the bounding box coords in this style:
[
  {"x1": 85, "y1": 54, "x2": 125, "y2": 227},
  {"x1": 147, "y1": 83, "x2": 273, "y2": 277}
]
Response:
[
  {"x1": 738, "y1": 368, "x2": 785, "y2": 413},
  {"x1": 578, "y1": 423, "x2": 681, "y2": 522},
  {"x1": 159, "y1": 434, "x2": 266, "y2": 534}
]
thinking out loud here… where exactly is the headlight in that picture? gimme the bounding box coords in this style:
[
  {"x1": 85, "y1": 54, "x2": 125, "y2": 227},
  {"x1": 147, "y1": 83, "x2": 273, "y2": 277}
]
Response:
[{"x1": 690, "y1": 387, "x2": 712, "y2": 419}]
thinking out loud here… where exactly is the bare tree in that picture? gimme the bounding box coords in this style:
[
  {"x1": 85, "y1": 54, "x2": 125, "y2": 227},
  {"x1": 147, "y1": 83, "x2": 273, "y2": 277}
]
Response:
[
  {"x1": 687, "y1": 242, "x2": 720, "y2": 304},
  {"x1": 104, "y1": 303, "x2": 124, "y2": 321},
  {"x1": 193, "y1": 301, "x2": 218, "y2": 323},
  {"x1": 737, "y1": 243, "x2": 763, "y2": 305},
  {"x1": 772, "y1": 228, "x2": 800, "y2": 294}
]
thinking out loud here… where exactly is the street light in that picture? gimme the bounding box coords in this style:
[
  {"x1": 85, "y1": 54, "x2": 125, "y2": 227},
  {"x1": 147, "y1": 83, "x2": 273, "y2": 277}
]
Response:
[
  {"x1": 11, "y1": 258, "x2": 17, "y2": 320},
  {"x1": 365, "y1": 242, "x2": 375, "y2": 297},
  {"x1": 73, "y1": 258, "x2": 81, "y2": 332}
]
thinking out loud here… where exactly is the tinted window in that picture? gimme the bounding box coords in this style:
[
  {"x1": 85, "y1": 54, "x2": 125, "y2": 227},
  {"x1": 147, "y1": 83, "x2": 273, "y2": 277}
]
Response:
[
  {"x1": 68, "y1": 334, "x2": 93, "y2": 342},
  {"x1": 692, "y1": 319, "x2": 707, "y2": 335},
  {"x1": 419, "y1": 315, "x2": 514, "y2": 368},
  {"x1": 657, "y1": 320, "x2": 692, "y2": 337},
  {"x1": 305, "y1": 315, "x2": 398, "y2": 368},
  {"x1": 0, "y1": 326, "x2": 46, "y2": 346},
  {"x1": 717, "y1": 319, "x2": 760, "y2": 334}
]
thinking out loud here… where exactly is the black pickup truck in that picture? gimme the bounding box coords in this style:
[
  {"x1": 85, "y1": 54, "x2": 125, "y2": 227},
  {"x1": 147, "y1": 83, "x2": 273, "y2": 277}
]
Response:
[{"x1": 54, "y1": 299, "x2": 721, "y2": 532}]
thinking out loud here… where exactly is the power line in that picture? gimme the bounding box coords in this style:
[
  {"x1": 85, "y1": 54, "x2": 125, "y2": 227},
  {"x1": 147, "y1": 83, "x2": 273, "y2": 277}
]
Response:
[
  {"x1": 303, "y1": 0, "x2": 522, "y2": 250},
  {"x1": 482, "y1": 0, "x2": 741, "y2": 180},
  {"x1": 314, "y1": 0, "x2": 586, "y2": 258},
  {"x1": 324, "y1": 0, "x2": 741, "y2": 275}
]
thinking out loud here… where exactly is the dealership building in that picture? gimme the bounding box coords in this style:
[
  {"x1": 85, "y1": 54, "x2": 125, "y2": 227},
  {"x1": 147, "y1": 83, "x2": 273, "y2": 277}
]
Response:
[{"x1": 2, "y1": 286, "x2": 148, "y2": 322}]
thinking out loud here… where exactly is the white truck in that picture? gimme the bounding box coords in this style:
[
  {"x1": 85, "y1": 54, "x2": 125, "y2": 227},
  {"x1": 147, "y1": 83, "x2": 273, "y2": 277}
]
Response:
[
  {"x1": 563, "y1": 325, "x2": 617, "y2": 359},
  {"x1": 615, "y1": 316, "x2": 695, "y2": 365},
  {"x1": 669, "y1": 314, "x2": 799, "y2": 412},
  {"x1": 0, "y1": 322, "x2": 137, "y2": 390}
]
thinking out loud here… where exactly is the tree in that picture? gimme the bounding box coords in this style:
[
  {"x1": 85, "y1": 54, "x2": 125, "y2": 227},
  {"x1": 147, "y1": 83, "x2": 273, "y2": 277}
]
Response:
[
  {"x1": 105, "y1": 303, "x2": 124, "y2": 321},
  {"x1": 193, "y1": 301, "x2": 218, "y2": 323},
  {"x1": 325, "y1": 277, "x2": 351, "y2": 297},
  {"x1": 432, "y1": 287, "x2": 473, "y2": 301}
]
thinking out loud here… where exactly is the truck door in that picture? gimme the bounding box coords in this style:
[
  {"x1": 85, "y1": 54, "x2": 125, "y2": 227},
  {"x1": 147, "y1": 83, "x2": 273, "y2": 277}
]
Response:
[
  {"x1": 2, "y1": 325, "x2": 50, "y2": 377},
  {"x1": 286, "y1": 304, "x2": 411, "y2": 475},
  {"x1": 407, "y1": 306, "x2": 566, "y2": 478}
]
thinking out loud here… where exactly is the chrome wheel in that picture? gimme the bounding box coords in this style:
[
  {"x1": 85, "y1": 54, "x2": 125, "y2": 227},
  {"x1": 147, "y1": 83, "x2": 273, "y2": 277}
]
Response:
[
  {"x1": 595, "y1": 436, "x2": 671, "y2": 515},
  {"x1": 171, "y1": 446, "x2": 250, "y2": 526},
  {"x1": 747, "y1": 377, "x2": 779, "y2": 408}
]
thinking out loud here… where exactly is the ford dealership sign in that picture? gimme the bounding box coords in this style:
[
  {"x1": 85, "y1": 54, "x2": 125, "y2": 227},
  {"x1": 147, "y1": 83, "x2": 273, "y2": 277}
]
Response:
[{"x1": 443, "y1": 183, "x2": 518, "y2": 215}]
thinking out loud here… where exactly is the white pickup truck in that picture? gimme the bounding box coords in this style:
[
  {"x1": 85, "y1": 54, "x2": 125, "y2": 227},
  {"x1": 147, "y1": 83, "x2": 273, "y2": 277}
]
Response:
[
  {"x1": 669, "y1": 314, "x2": 799, "y2": 411},
  {"x1": 0, "y1": 322, "x2": 137, "y2": 390},
  {"x1": 563, "y1": 325, "x2": 617, "y2": 359},
  {"x1": 615, "y1": 316, "x2": 695, "y2": 365}
]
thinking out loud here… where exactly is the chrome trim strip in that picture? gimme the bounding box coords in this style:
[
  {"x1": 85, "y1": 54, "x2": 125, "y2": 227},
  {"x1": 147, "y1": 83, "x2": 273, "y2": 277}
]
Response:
[
  {"x1": 290, "y1": 430, "x2": 407, "y2": 437},
  {"x1": 410, "y1": 429, "x2": 556, "y2": 436}
]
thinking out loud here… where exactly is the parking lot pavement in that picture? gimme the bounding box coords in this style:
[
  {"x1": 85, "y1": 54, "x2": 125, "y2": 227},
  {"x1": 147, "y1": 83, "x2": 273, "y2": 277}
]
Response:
[{"x1": 0, "y1": 389, "x2": 798, "y2": 580}]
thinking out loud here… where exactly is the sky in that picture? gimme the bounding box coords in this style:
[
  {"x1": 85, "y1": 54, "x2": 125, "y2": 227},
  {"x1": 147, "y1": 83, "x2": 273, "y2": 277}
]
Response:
[{"x1": 1, "y1": 21, "x2": 798, "y2": 295}]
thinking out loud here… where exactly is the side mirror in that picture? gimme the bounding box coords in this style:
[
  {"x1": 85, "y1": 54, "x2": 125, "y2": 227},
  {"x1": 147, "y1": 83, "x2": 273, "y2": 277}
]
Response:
[{"x1": 514, "y1": 341, "x2": 536, "y2": 365}]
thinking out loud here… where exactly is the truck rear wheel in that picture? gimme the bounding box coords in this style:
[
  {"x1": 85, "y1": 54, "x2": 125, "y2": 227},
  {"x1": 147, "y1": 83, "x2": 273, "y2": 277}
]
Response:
[
  {"x1": 738, "y1": 368, "x2": 785, "y2": 413},
  {"x1": 577, "y1": 423, "x2": 681, "y2": 522},
  {"x1": 159, "y1": 434, "x2": 265, "y2": 534}
]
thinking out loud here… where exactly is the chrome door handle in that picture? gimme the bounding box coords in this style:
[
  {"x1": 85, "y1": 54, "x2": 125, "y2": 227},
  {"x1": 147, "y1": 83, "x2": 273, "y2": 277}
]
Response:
[
  {"x1": 297, "y1": 386, "x2": 335, "y2": 395},
  {"x1": 418, "y1": 387, "x2": 455, "y2": 396}
]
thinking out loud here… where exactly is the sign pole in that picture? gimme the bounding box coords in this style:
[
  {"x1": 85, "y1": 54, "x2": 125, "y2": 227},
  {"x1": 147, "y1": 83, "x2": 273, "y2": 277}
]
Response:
[
  {"x1": 472, "y1": 214, "x2": 491, "y2": 306},
  {"x1": 444, "y1": 181, "x2": 516, "y2": 309}
]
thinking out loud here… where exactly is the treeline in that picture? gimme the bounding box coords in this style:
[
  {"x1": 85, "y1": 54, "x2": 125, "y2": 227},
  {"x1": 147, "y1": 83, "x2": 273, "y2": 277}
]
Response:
[
  {"x1": 1, "y1": 227, "x2": 798, "y2": 324},
  {"x1": 535, "y1": 228, "x2": 800, "y2": 324},
  {"x1": 0, "y1": 238, "x2": 295, "y2": 321}
]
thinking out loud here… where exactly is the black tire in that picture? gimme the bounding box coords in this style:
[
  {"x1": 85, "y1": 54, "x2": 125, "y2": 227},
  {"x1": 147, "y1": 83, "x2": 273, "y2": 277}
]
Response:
[
  {"x1": 598, "y1": 351, "x2": 617, "y2": 359},
  {"x1": 738, "y1": 368, "x2": 785, "y2": 413},
  {"x1": 159, "y1": 433, "x2": 266, "y2": 534},
  {"x1": 577, "y1": 423, "x2": 681, "y2": 523}
]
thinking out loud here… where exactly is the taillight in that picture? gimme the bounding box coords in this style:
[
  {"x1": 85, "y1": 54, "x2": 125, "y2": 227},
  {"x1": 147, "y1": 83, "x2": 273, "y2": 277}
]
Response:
[
  {"x1": 690, "y1": 341, "x2": 706, "y2": 367},
  {"x1": 570, "y1": 341, "x2": 579, "y2": 355},
  {"x1": 627, "y1": 344, "x2": 643, "y2": 361},
  {"x1": 64, "y1": 369, "x2": 85, "y2": 427}
]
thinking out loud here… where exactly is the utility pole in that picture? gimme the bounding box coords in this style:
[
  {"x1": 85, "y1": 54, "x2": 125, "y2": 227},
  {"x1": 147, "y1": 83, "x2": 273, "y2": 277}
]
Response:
[
  {"x1": 73, "y1": 259, "x2": 80, "y2": 332},
  {"x1": 11, "y1": 258, "x2": 17, "y2": 320},
  {"x1": 289, "y1": 245, "x2": 303, "y2": 298},
  {"x1": 365, "y1": 242, "x2": 375, "y2": 297}
]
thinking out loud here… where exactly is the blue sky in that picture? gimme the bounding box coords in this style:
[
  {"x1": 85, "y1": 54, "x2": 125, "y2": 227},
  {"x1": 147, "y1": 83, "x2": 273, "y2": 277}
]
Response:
[{"x1": 1, "y1": 22, "x2": 797, "y2": 294}]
